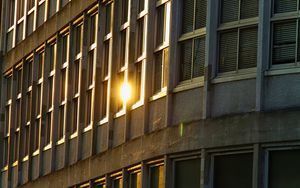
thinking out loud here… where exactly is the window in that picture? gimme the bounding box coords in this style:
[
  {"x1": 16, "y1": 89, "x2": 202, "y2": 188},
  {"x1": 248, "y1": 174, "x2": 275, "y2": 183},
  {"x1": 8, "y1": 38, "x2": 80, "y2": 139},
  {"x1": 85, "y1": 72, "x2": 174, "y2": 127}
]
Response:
[
  {"x1": 270, "y1": 0, "x2": 300, "y2": 66},
  {"x1": 112, "y1": 175, "x2": 123, "y2": 188},
  {"x1": 3, "y1": 74, "x2": 12, "y2": 167},
  {"x1": 93, "y1": 178, "x2": 106, "y2": 188},
  {"x1": 153, "y1": 1, "x2": 170, "y2": 94},
  {"x1": 61, "y1": 0, "x2": 69, "y2": 8},
  {"x1": 37, "y1": 0, "x2": 46, "y2": 27},
  {"x1": 33, "y1": 50, "x2": 45, "y2": 152},
  {"x1": 174, "y1": 157, "x2": 201, "y2": 188},
  {"x1": 13, "y1": 67, "x2": 23, "y2": 162},
  {"x1": 8, "y1": 0, "x2": 15, "y2": 27},
  {"x1": 58, "y1": 67, "x2": 67, "y2": 139},
  {"x1": 268, "y1": 149, "x2": 300, "y2": 188},
  {"x1": 116, "y1": 0, "x2": 129, "y2": 112},
  {"x1": 133, "y1": 0, "x2": 147, "y2": 104},
  {"x1": 100, "y1": 3, "x2": 111, "y2": 119},
  {"x1": 85, "y1": 12, "x2": 98, "y2": 127},
  {"x1": 218, "y1": 0, "x2": 258, "y2": 73},
  {"x1": 23, "y1": 58, "x2": 33, "y2": 158},
  {"x1": 17, "y1": 0, "x2": 25, "y2": 20},
  {"x1": 213, "y1": 153, "x2": 253, "y2": 188},
  {"x1": 48, "y1": 0, "x2": 57, "y2": 17},
  {"x1": 44, "y1": 42, "x2": 56, "y2": 146},
  {"x1": 129, "y1": 169, "x2": 142, "y2": 188},
  {"x1": 71, "y1": 21, "x2": 83, "y2": 134},
  {"x1": 149, "y1": 162, "x2": 164, "y2": 188},
  {"x1": 179, "y1": 0, "x2": 206, "y2": 81},
  {"x1": 27, "y1": 0, "x2": 35, "y2": 10}
]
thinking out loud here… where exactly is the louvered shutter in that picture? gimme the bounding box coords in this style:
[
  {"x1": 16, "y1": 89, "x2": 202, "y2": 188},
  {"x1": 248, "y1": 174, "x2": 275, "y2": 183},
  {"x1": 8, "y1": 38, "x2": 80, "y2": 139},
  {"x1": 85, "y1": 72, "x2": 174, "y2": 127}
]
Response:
[
  {"x1": 240, "y1": 0, "x2": 258, "y2": 19},
  {"x1": 274, "y1": 0, "x2": 297, "y2": 14},
  {"x1": 219, "y1": 30, "x2": 238, "y2": 73},
  {"x1": 180, "y1": 40, "x2": 193, "y2": 81},
  {"x1": 193, "y1": 37, "x2": 205, "y2": 77},
  {"x1": 195, "y1": 0, "x2": 207, "y2": 29},
  {"x1": 154, "y1": 52, "x2": 163, "y2": 93},
  {"x1": 272, "y1": 21, "x2": 296, "y2": 64},
  {"x1": 182, "y1": 0, "x2": 194, "y2": 34},
  {"x1": 238, "y1": 27, "x2": 258, "y2": 69},
  {"x1": 221, "y1": 0, "x2": 239, "y2": 23}
]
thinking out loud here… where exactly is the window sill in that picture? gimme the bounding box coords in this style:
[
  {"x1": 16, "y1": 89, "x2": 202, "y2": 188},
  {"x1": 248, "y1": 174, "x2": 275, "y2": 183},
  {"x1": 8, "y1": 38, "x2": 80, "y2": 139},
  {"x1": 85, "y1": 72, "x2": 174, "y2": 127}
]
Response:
[
  {"x1": 149, "y1": 88, "x2": 167, "y2": 101},
  {"x1": 32, "y1": 150, "x2": 39, "y2": 156},
  {"x1": 56, "y1": 137, "x2": 65, "y2": 145},
  {"x1": 212, "y1": 72, "x2": 256, "y2": 84},
  {"x1": 114, "y1": 109, "x2": 125, "y2": 118},
  {"x1": 70, "y1": 132, "x2": 78, "y2": 140},
  {"x1": 1, "y1": 166, "x2": 8, "y2": 172},
  {"x1": 43, "y1": 143, "x2": 52, "y2": 151},
  {"x1": 22, "y1": 155, "x2": 29, "y2": 162},
  {"x1": 98, "y1": 117, "x2": 108, "y2": 126},
  {"x1": 174, "y1": 77, "x2": 204, "y2": 93},
  {"x1": 131, "y1": 100, "x2": 144, "y2": 110},
  {"x1": 83, "y1": 124, "x2": 92, "y2": 133},
  {"x1": 12, "y1": 161, "x2": 18, "y2": 167},
  {"x1": 265, "y1": 66, "x2": 300, "y2": 76}
]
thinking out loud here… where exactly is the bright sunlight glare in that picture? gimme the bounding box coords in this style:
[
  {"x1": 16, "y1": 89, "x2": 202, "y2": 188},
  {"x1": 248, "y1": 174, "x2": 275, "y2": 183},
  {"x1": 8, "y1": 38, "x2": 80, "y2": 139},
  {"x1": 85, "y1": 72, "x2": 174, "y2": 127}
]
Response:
[{"x1": 120, "y1": 82, "x2": 132, "y2": 103}]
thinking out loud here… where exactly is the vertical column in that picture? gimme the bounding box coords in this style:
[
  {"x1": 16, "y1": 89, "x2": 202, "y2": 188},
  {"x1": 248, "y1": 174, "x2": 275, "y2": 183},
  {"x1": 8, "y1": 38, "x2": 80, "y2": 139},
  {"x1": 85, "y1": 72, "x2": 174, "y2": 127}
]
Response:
[
  {"x1": 203, "y1": 0, "x2": 219, "y2": 119},
  {"x1": 256, "y1": 0, "x2": 271, "y2": 111}
]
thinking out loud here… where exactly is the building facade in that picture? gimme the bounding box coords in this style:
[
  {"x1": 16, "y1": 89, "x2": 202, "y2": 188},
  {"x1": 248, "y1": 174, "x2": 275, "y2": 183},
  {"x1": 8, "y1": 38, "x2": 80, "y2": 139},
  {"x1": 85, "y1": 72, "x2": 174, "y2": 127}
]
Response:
[{"x1": 1, "y1": 0, "x2": 300, "y2": 187}]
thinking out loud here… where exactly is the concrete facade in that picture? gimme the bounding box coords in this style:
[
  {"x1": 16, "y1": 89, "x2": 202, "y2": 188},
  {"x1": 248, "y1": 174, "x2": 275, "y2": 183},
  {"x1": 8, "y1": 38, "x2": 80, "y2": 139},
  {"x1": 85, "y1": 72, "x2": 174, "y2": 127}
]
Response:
[{"x1": 1, "y1": 0, "x2": 300, "y2": 188}]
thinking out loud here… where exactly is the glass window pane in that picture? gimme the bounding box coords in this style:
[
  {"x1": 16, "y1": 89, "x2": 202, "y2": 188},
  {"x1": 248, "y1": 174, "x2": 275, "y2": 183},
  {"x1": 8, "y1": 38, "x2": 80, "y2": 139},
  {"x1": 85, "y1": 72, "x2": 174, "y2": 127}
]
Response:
[
  {"x1": 193, "y1": 37, "x2": 205, "y2": 77},
  {"x1": 214, "y1": 153, "x2": 253, "y2": 188},
  {"x1": 175, "y1": 158, "x2": 201, "y2": 188},
  {"x1": 272, "y1": 21, "x2": 296, "y2": 65},
  {"x1": 156, "y1": 5, "x2": 165, "y2": 47},
  {"x1": 240, "y1": 0, "x2": 258, "y2": 19},
  {"x1": 182, "y1": 0, "x2": 194, "y2": 34},
  {"x1": 180, "y1": 39, "x2": 193, "y2": 81},
  {"x1": 238, "y1": 27, "x2": 258, "y2": 69},
  {"x1": 150, "y1": 165, "x2": 164, "y2": 188},
  {"x1": 269, "y1": 150, "x2": 300, "y2": 188},
  {"x1": 37, "y1": 3, "x2": 45, "y2": 27},
  {"x1": 220, "y1": 0, "x2": 239, "y2": 23},
  {"x1": 274, "y1": 0, "x2": 297, "y2": 14},
  {"x1": 195, "y1": 0, "x2": 207, "y2": 29},
  {"x1": 218, "y1": 30, "x2": 238, "y2": 73},
  {"x1": 154, "y1": 51, "x2": 163, "y2": 93}
]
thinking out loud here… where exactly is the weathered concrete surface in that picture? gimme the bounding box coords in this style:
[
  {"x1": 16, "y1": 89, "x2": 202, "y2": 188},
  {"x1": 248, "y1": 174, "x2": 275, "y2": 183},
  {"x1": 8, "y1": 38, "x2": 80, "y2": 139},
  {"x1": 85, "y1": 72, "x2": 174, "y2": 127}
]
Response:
[{"x1": 18, "y1": 108, "x2": 300, "y2": 188}]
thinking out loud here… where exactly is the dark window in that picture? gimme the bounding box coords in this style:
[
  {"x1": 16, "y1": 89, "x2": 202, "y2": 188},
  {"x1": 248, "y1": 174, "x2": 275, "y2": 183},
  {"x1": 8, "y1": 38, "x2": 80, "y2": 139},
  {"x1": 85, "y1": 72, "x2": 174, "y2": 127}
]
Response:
[
  {"x1": 175, "y1": 158, "x2": 201, "y2": 188},
  {"x1": 214, "y1": 153, "x2": 253, "y2": 188}
]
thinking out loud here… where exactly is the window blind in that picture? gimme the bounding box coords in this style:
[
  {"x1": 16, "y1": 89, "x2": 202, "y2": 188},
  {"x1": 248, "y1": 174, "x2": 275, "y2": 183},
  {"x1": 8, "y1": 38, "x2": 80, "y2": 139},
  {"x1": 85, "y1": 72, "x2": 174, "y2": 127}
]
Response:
[
  {"x1": 239, "y1": 27, "x2": 258, "y2": 69},
  {"x1": 219, "y1": 30, "x2": 238, "y2": 73}
]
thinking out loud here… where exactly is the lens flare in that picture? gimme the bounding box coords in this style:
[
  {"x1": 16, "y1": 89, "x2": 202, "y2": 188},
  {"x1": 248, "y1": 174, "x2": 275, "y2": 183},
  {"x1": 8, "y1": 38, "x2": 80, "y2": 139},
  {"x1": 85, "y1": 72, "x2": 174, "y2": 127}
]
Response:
[{"x1": 120, "y1": 82, "x2": 131, "y2": 103}]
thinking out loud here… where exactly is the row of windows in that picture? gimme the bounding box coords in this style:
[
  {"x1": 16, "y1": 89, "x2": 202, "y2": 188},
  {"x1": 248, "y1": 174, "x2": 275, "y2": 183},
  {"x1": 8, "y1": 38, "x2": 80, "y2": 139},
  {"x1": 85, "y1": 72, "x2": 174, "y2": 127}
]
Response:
[
  {"x1": 6, "y1": 0, "x2": 70, "y2": 50},
  {"x1": 3, "y1": 0, "x2": 300, "y2": 170},
  {"x1": 73, "y1": 148, "x2": 300, "y2": 188}
]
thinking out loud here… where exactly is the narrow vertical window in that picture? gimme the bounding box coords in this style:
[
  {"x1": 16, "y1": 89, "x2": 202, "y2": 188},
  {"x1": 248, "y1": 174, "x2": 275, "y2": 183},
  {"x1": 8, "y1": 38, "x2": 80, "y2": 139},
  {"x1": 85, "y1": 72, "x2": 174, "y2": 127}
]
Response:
[
  {"x1": 153, "y1": 1, "x2": 170, "y2": 94},
  {"x1": 129, "y1": 169, "x2": 142, "y2": 188},
  {"x1": 149, "y1": 162, "x2": 164, "y2": 188}
]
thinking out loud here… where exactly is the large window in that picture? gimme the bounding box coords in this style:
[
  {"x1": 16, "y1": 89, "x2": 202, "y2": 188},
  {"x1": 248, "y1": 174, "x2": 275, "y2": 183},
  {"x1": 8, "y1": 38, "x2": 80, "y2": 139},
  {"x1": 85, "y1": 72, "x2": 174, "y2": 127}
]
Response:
[
  {"x1": 179, "y1": 0, "x2": 206, "y2": 82},
  {"x1": 271, "y1": 0, "x2": 300, "y2": 66},
  {"x1": 133, "y1": 0, "x2": 147, "y2": 104},
  {"x1": 153, "y1": 0, "x2": 170, "y2": 94},
  {"x1": 129, "y1": 167, "x2": 142, "y2": 188},
  {"x1": 2, "y1": 73, "x2": 12, "y2": 168},
  {"x1": 174, "y1": 157, "x2": 201, "y2": 188},
  {"x1": 71, "y1": 22, "x2": 83, "y2": 134},
  {"x1": 268, "y1": 149, "x2": 300, "y2": 188},
  {"x1": 23, "y1": 58, "x2": 33, "y2": 158},
  {"x1": 44, "y1": 41, "x2": 56, "y2": 146},
  {"x1": 218, "y1": 0, "x2": 258, "y2": 73},
  {"x1": 13, "y1": 66, "x2": 22, "y2": 162},
  {"x1": 213, "y1": 152, "x2": 253, "y2": 188},
  {"x1": 101, "y1": 3, "x2": 112, "y2": 120},
  {"x1": 85, "y1": 11, "x2": 98, "y2": 128},
  {"x1": 33, "y1": 50, "x2": 44, "y2": 152}
]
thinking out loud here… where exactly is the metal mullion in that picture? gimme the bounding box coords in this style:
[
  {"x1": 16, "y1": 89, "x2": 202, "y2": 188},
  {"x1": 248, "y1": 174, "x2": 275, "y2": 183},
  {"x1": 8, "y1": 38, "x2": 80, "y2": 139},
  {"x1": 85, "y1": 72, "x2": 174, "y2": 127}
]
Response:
[
  {"x1": 295, "y1": 19, "x2": 299, "y2": 64},
  {"x1": 236, "y1": 28, "x2": 240, "y2": 71},
  {"x1": 191, "y1": 38, "x2": 195, "y2": 79},
  {"x1": 238, "y1": 0, "x2": 241, "y2": 21},
  {"x1": 193, "y1": 0, "x2": 196, "y2": 31}
]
